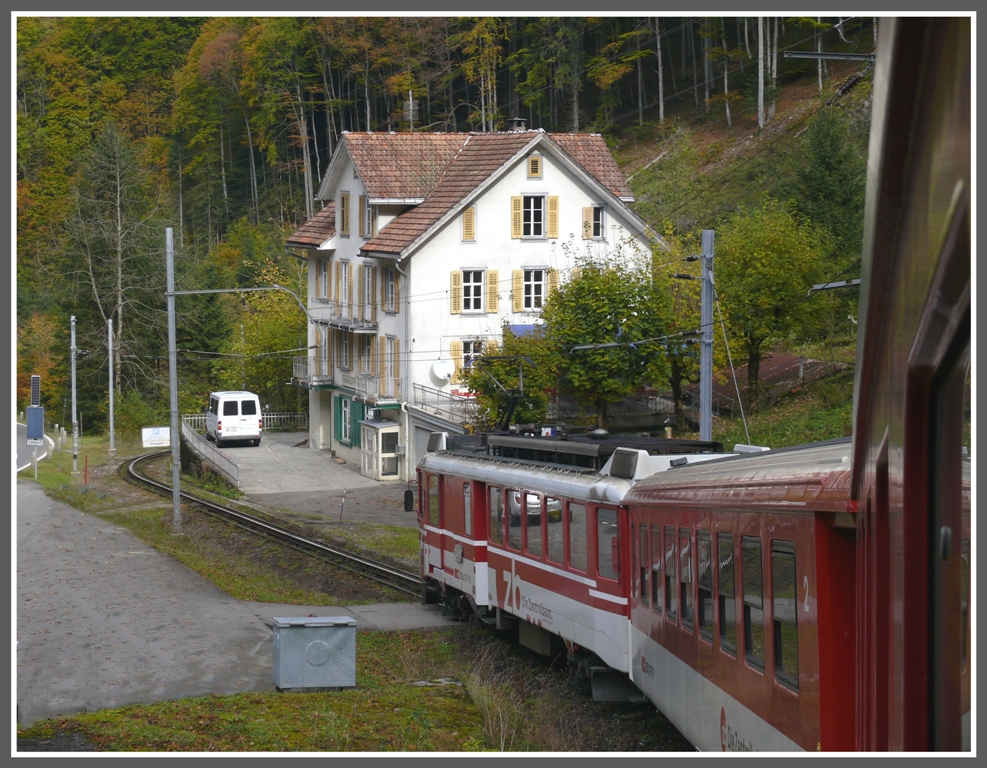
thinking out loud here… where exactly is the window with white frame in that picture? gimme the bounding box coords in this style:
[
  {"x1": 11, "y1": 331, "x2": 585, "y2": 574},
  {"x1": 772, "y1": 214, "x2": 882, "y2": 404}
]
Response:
[
  {"x1": 523, "y1": 195, "x2": 545, "y2": 238},
  {"x1": 340, "y1": 261, "x2": 350, "y2": 316},
  {"x1": 524, "y1": 269, "x2": 546, "y2": 310},
  {"x1": 462, "y1": 270, "x2": 484, "y2": 312},
  {"x1": 318, "y1": 259, "x2": 329, "y2": 298},
  {"x1": 360, "y1": 335, "x2": 373, "y2": 373},
  {"x1": 385, "y1": 269, "x2": 397, "y2": 312},
  {"x1": 463, "y1": 339, "x2": 484, "y2": 371},
  {"x1": 339, "y1": 330, "x2": 351, "y2": 369},
  {"x1": 592, "y1": 205, "x2": 605, "y2": 238},
  {"x1": 341, "y1": 397, "x2": 351, "y2": 442},
  {"x1": 362, "y1": 195, "x2": 375, "y2": 237}
]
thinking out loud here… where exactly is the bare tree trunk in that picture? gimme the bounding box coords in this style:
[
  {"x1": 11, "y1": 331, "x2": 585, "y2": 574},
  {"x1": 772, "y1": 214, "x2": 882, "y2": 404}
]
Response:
[
  {"x1": 757, "y1": 17, "x2": 765, "y2": 128},
  {"x1": 744, "y1": 17, "x2": 751, "y2": 59},
  {"x1": 294, "y1": 81, "x2": 314, "y2": 221},
  {"x1": 768, "y1": 17, "x2": 778, "y2": 121},
  {"x1": 702, "y1": 25, "x2": 711, "y2": 116},
  {"x1": 722, "y1": 25, "x2": 732, "y2": 128},
  {"x1": 690, "y1": 20, "x2": 699, "y2": 107},
  {"x1": 817, "y1": 17, "x2": 824, "y2": 94},
  {"x1": 311, "y1": 102, "x2": 321, "y2": 187},
  {"x1": 241, "y1": 105, "x2": 259, "y2": 222},
  {"x1": 655, "y1": 17, "x2": 665, "y2": 124},
  {"x1": 219, "y1": 123, "x2": 229, "y2": 215},
  {"x1": 637, "y1": 35, "x2": 644, "y2": 126}
]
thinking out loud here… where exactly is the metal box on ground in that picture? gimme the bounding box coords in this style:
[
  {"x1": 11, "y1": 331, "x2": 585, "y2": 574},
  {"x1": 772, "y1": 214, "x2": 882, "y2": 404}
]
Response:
[{"x1": 272, "y1": 616, "x2": 357, "y2": 691}]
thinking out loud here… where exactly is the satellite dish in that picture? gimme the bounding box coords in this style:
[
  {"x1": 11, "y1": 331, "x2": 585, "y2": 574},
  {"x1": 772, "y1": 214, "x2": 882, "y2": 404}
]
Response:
[{"x1": 431, "y1": 359, "x2": 455, "y2": 381}]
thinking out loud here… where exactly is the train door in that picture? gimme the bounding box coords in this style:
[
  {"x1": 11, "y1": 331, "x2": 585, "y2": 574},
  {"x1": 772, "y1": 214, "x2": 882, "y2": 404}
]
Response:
[
  {"x1": 592, "y1": 505, "x2": 626, "y2": 603},
  {"x1": 420, "y1": 472, "x2": 442, "y2": 576}
]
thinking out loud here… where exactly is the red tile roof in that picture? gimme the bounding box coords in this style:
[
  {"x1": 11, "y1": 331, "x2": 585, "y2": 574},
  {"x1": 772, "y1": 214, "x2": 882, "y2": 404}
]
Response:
[
  {"x1": 285, "y1": 201, "x2": 335, "y2": 249},
  {"x1": 290, "y1": 130, "x2": 636, "y2": 258},
  {"x1": 343, "y1": 132, "x2": 467, "y2": 200},
  {"x1": 363, "y1": 133, "x2": 535, "y2": 256}
]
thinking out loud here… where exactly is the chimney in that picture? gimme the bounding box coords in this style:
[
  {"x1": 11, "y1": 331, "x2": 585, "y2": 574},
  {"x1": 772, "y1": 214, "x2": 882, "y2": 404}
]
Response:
[{"x1": 508, "y1": 117, "x2": 527, "y2": 132}]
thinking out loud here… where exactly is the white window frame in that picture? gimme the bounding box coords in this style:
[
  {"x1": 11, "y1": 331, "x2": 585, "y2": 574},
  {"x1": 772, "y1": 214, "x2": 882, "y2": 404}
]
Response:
[
  {"x1": 385, "y1": 336, "x2": 397, "y2": 397},
  {"x1": 340, "y1": 330, "x2": 351, "y2": 370},
  {"x1": 524, "y1": 268, "x2": 547, "y2": 310},
  {"x1": 363, "y1": 196, "x2": 374, "y2": 237},
  {"x1": 341, "y1": 397, "x2": 351, "y2": 442},
  {"x1": 340, "y1": 261, "x2": 350, "y2": 316},
  {"x1": 522, "y1": 195, "x2": 545, "y2": 238},
  {"x1": 318, "y1": 259, "x2": 329, "y2": 298},
  {"x1": 463, "y1": 339, "x2": 484, "y2": 371},
  {"x1": 462, "y1": 270, "x2": 484, "y2": 313},
  {"x1": 592, "y1": 205, "x2": 605, "y2": 239},
  {"x1": 385, "y1": 269, "x2": 397, "y2": 312},
  {"x1": 360, "y1": 335, "x2": 373, "y2": 373}
]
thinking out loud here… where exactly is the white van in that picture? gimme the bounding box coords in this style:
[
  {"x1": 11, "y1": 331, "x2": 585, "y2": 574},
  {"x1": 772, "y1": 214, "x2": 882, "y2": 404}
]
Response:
[{"x1": 205, "y1": 391, "x2": 263, "y2": 447}]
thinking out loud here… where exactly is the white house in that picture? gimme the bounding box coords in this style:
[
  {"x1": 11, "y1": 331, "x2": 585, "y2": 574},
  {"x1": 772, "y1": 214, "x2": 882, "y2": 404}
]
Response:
[{"x1": 286, "y1": 124, "x2": 660, "y2": 482}]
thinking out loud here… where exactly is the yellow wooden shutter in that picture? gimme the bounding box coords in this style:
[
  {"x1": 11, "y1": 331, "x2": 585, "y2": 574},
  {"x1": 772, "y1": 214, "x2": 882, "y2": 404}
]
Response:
[
  {"x1": 512, "y1": 270, "x2": 523, "y2": 312},
  {"x1": 334, "y1": 262, "x2": 341, "y2": 306},
  {"x1": 486, "y1": 269, "x2": 499, "y2": 314},
  {"x1": 340, "y1": 193, "x2": 350, "y2": 235},
  {"x1": 547, "y1": 268, "x2": 559, "y2": 298},
  {"x1": 571, "y1": 267, "x2": 583, "y2": 281},
  {"x1": 378, "y1": 336, "x2": 386, "y2": 380},
  {"x1": 359, "y1": 195, "x2": 365, "y2": 236},
  {"x1": 392, "y1": 338, "x2": 400, "y2": 394},
  {"x1": 370, "y1": 335, "x2": 377, "y2": 375},
  {"x1": 547, "y1": 196, "x2": 559, "y2": 238},
  {"x1": 486, "y1": 339, "x2": 499, "y2": 355},
  {"x1": 463, "y1": 206, "x2": 475, "y2": 241},
  {"x1": 511, "y1": 196, "x2": 522, "y2": 238},
  {"x1": 450, "y1": 340, "x2": 464, "y2": 384},
  {"x1": 450, "y1": 271, "x2": 463, "y2": 314},
  {"x1": 371, "y1": 205, "x2": 377, "y2": 236},
  {"x1": 582, "y1": 207, "x2": 593, "y2": 239},
  {"x1": 358, "y1": 264, "x2": 365, "y2": 319},
  {"x1": 528, "y1": 156, "x2": 541, "y2": 177}
]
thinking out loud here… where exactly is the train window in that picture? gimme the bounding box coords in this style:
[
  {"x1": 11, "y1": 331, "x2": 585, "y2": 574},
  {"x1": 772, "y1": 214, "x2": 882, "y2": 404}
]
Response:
[
  {"x1": 718, "y1": 534, "x2": 737, "y2": 655},
  {"x1": 507, "y1": 489, "x2": 522, "y2": 551},
  {"x1": 639, "y1": 525, "x2": 650, "y2": 608},
  {"x1": 651, "y1": 525, "x2": 662, "y2": 614},
  {"x1": 664, "y1": 526, "x2": 677, "y2": 621},
  {"x1": 742, "y1": 537, "x2": 765, "y2": 671},
  {"x1": 597, "y1": 508, "x2": 619, "y2": 581},
  {"x1": 771, "y1": 542, "x2": 799, "y2": 690},
  {"x1": 428, "y1": 475, "x2": 439, "y2": 527},
  {"x1": 697, "y1": 532, "x2": 713, "y2": 642},
  {"x1": 526, "y1": 493, "x2": 543, "y2": 558},
  {"x1": 463, "y1": 484, "x2": 472, "y2": 537},
  {"x1": 488, "y1": 486, "x2": 503, "y2": 546},
  {"x1": 680, "y1": 529, "x2": 693, "y2": 631},
  {"x1": 568, "y1": 503, "x2": 587, "y2": 573},
  {"x1": 546, "y1": 497, "x2": 563, "y2": 564}
]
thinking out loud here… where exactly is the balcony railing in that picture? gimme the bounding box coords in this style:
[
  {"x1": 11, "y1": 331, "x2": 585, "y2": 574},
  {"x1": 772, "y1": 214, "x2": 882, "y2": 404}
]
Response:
[
  {"x1": 413, "y1": 383, "x2": 477, "y2": 424},
  {"x1": 354, "y1": 373, "x2": 402, "y2": 402},
  {"x1": 293, "y1": 356, "x2": 333, "y2": 386},
  {"x1": 310, "y1": 296, "x2": 377, "y2": 331}
]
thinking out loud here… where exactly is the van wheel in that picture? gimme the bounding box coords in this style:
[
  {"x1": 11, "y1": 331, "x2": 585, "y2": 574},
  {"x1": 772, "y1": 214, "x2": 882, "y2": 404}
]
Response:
[
  {"x1": 253, "y1": 439, "x2": 261, "y2": 447},
  {"x1": 206, "y1": 432, "x2": 214, "y2": 442},
  {"x1": 215, "y1": 437, "x2": 223, "y2": 448}
]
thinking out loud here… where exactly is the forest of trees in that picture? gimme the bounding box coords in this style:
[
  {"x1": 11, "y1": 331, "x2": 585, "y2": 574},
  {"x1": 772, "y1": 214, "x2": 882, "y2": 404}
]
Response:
[{"x1": 15, "y1": 15, "x2": 874, "y2": 434}]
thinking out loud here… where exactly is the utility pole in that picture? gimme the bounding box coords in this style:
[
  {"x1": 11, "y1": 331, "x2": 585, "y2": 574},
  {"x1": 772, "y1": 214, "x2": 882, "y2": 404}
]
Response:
[
  {"x1": 108, "y1": 317, "x2": 116, "y2": 459},
  {"x1": 70, "y1": 315, "x2": 79, "y2": 475},
  {"x1": 699, "y1": 230, "x2": 714, "y2": 443},
  {"x1": 166, "y1": 227, "x2": 182, "y2": 535}
]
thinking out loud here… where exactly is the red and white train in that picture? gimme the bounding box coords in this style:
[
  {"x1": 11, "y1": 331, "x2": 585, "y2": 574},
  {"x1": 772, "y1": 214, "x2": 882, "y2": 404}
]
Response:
[{"x1": 416, "y1": 17, "x2": 970, "y2": 753}]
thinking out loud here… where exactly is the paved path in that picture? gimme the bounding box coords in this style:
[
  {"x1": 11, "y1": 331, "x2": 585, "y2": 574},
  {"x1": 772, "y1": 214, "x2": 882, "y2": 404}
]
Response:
[{"x1": 15, "y1": 479, "x2": 451, "y2": 728}]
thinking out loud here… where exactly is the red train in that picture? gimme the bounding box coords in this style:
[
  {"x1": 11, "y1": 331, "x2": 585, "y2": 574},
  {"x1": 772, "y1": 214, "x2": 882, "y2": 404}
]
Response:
[{"x1": 416, "y1": 17, "x2": 970, "y2": 752}]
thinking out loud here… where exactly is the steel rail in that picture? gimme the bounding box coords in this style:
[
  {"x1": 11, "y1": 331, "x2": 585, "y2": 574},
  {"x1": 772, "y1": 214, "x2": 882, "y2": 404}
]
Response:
[{"x1": 125, "y1": 452, "x2": 421, "y2": 596}]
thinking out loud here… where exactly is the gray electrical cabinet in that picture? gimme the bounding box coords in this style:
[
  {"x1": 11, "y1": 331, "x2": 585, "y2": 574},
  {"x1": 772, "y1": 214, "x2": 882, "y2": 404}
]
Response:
[{"x1": 271, "y1": 616, "x2": 357, "y2": 691}]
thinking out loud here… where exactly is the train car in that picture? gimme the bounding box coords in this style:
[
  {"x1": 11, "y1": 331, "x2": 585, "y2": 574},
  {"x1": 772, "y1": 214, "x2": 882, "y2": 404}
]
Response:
[
  {"x1": 849, "y1": 17, "x2": 971, "y2": 751},
  {"x1": 417, "y1": 431, "x2": 729, "y2": 685},
  {"x1": 623, "y1": 439, "x2": 857, "y2": 752}
]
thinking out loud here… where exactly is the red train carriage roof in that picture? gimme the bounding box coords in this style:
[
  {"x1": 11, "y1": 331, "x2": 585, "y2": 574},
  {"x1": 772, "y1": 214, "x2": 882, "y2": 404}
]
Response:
[{"x1": 623, "y1": 439, "x2": 855, "y2": 514}]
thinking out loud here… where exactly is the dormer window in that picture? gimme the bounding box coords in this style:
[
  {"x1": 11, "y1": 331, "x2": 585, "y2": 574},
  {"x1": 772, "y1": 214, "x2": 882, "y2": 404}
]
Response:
[{"x1": 527, "y1": 155, "x2": 543, "y2": 178}]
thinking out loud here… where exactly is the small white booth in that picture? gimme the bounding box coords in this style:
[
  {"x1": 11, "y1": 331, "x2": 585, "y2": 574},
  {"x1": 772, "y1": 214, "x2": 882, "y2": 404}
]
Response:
[{"x1": 359, "y1": 414, "x2": 403, "y2": 481}]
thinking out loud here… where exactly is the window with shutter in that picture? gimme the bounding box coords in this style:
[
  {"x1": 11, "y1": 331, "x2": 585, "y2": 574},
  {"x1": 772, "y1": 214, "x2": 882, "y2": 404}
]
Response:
[
  {"x1": 385, "y1": 269, "x2": 397, "y2": 312},
  {"x1": 450, "y1": 271, "x2": 463, "y2": 314},
  {"x1": 347, "y1": 263, "x2": 354, "y2": 318},
  {"x1": 512, "y1": 270, "x2": 523, "y2": 312},
  {"x1": 359, "y1": 194, "x2": 365, "y2": 237},
  {"x1": 547, "y1": 269, "x2": 559, "y2": 297},
  {"x1": 547, "y1": 196, "x2": 559, "y2": 238},
  {"x1": 511, "y1": 196, "x2": 523, "y2": 238},
  {"x1": 335, "y1": 262, "x2": 341, "y2": 308},
  {"x1": 463, "y1": 206, "x2": 476, "y2": 241},
  {"x1": 450, "y1": 340, "x2": 464, "y2": 384},
  {"x1": 334, "y1": 395, "x2": 343, "y2": 440},
  {"x1": 340, "y1": 193, "x2": 350, "y2": 236},
  {"x1": 358, "y1": 263, "x2": 365, "y2": 320},
  {"x1": 392, "y1": 338, "x2": 400, "y2": 396},
  {"x1": 462, "y1": 270, "x2": 484, "y2": 312},
  {"x1": 528, "y1": 156, "x2": 542, "y2": 178},
  {"x1": 522, "y1": 196, "x2": 545, "y2": 238},
  {"x1": 378, "y1": 336, "x2": 386, "y2": 383},
  {"x1": 486, "y1": 269, "x2": 499, "y2": 313},
  {"x1": 371, "y1": 266, "x2": 378, "y2": 322}
]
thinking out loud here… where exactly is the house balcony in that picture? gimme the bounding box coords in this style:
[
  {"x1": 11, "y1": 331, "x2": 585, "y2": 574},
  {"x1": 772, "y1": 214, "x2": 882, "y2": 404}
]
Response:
[
  {"x1": 349, "y1": 372, "x2": 402, "y2": 404},
  {"x1": 310, "y1": 296, "x2": 378, "y2": 333},
  {"x1": 293, "y1": 356, "x2": 333, "y2": 387},
  {"x1": 413, "y1": 383, "x2": 477, "y2": 425}
]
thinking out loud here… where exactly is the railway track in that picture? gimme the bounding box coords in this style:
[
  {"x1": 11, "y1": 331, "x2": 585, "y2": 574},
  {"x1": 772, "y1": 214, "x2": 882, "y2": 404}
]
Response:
[{"x1": 124, "y1": 452, "x2": 422, "y2": 598}]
